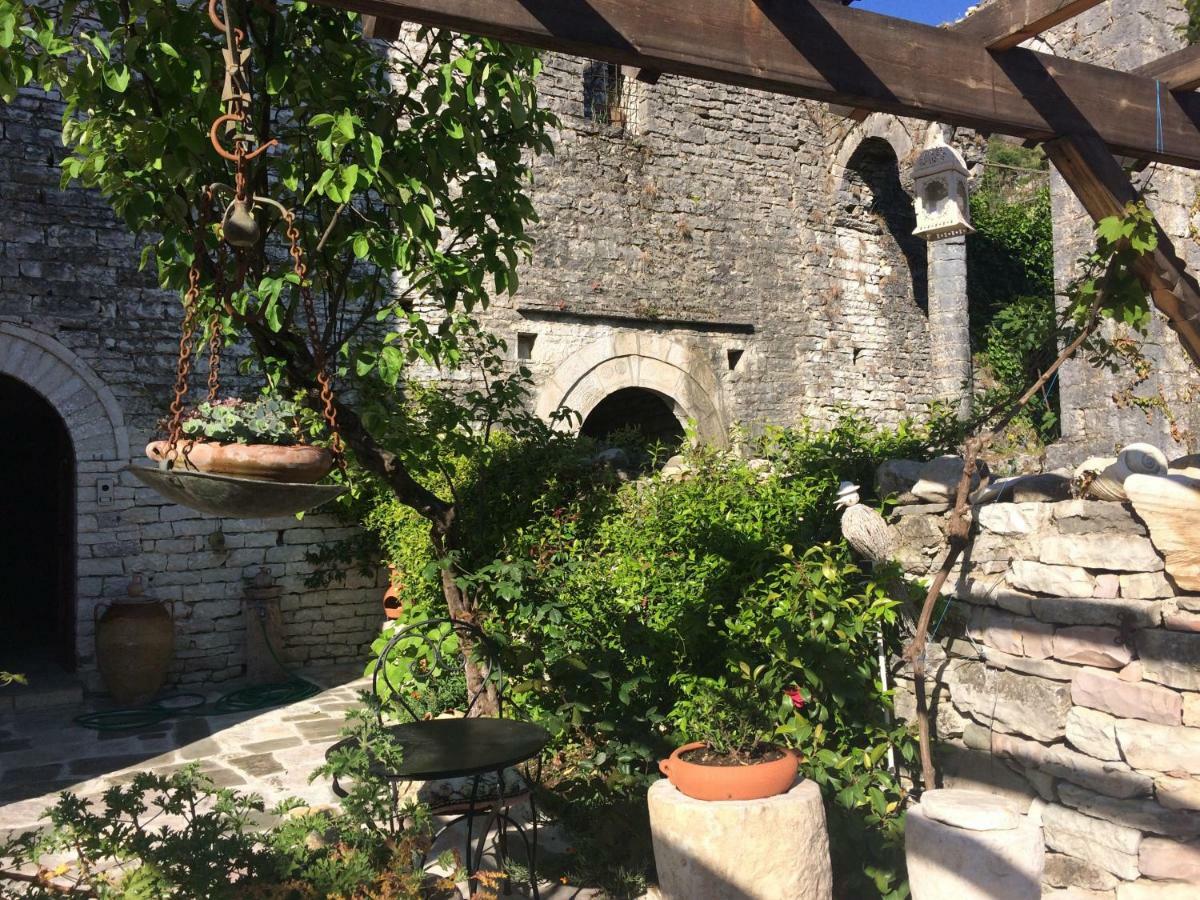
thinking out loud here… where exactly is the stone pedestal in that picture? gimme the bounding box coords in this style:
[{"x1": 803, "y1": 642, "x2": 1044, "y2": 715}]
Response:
[
  {"x1": 647, "y1": 777, "x2": 832, "y2": 900},
  {"x1": 906, "y1": 789, "x2": 1043, "y2": 900},
  {"x1": 243, "y1": 582, "x2": 288, "y2": 684}
]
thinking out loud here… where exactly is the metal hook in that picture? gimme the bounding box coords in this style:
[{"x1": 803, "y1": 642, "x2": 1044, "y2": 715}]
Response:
[
  {"x1": 209, "y1": 113, "x2": 278, "y2": 163},
  {"x1": 208, "y1": 0, "x2": 245, "y2": 43}
]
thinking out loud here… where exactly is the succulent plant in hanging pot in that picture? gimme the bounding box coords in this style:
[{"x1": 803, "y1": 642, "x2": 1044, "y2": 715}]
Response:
[{"x1": 146, "y1": 396, "x2": 334, "y2": 484}]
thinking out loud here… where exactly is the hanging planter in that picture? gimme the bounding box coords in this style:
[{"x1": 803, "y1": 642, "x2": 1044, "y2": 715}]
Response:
[{"x1": 130, "y1": 5, "x2": 350, "y2": 521}]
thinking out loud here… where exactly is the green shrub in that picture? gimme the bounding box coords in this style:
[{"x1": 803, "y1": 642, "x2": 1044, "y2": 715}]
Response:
[{"x1": 365, "y1": 412, "x2": 954, "y2": 897}]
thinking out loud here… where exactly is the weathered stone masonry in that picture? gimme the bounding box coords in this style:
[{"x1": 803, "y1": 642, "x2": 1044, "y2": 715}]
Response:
[
  {"x1": 892, "y1": 498, "x2": 1200, "y2": 898},
  {"x1": 0, "y1": 88, "x2": 384, "y2": 690}
]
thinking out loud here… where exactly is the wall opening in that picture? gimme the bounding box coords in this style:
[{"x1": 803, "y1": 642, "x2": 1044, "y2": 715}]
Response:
[
  {"x1": 840, "y1": 137, "x2": 929, "y2": 310},
  {"x1": 581, "y1": 387, "x2": 685, "y2": 451},
  {"x1": 0, "y1": 374, "x2": 75, "y2": 672}
]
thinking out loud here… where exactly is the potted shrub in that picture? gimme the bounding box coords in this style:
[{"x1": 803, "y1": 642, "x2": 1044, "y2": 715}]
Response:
[
  {"x1": 146, "y1": 396, "x2": 333, "y2": 484},
  {"x1": 659, "y1": 673, "x2": 802, "y2": 801}
]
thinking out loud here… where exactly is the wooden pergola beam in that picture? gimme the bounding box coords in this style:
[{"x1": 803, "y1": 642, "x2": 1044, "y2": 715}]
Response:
[
  {"x1": 1045, "y1": 136, "x2": 1200, "y2": 368},
  {"x1": 318, "y1": 0, "x2": 1200, "y2": 169},
  {"x1": 362, "y1": 14, "x2": 404, "y2": 41},
  {"x1": 952, "y1": 0, "x2": 1106, "y2": 51},
  {"x1": 1135, "y1": 44, "x2": 1200, "y2": 93}
]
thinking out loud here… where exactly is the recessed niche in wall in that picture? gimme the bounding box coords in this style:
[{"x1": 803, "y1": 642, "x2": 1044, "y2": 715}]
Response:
[
  {"x1": 726, "y1": 348, "x2": 744, "y2": 371},
  {"x1": 517, "y1": 332, "x2": 537, "y2": 360}
]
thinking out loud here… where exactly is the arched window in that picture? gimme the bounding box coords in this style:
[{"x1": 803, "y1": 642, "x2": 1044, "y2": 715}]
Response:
[{"x1": 840, "y1": 137, "x2": 928, "y2": 310}]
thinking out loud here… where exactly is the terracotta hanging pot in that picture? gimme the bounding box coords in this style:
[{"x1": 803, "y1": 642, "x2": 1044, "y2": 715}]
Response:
[
  {"x1": 382, "y1": 566, "x2": 403, "y2": 619},
  {"x1": 658, "y1": 741, "x2": 799, "y2": 801},
  {"x1": 95, "y1": 576, "x2": 174, "y2": 705},
  {"x1": 146, "y1": 440, "x2": 333, "y2": 484}
]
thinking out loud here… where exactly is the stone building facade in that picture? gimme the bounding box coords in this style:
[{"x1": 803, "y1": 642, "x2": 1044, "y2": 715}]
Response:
[{"x1": 1045, "y1": 1, "x2": 1200, "y2": 462}]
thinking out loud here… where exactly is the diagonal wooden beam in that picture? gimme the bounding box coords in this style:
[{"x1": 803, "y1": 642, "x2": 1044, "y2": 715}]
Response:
[
  {"x1": 953, "y1": 0, "x2": 1106, "y2": 51},
  {"x1": 1135, "y1": 44, "x2": 1200, "y2": 93},
  {"x1": 1044, "y1": 135, "x2": 1200, "y2": 368},
  {"x1": 320, "y1": 0, "x2": 1200, "y2": 169}
]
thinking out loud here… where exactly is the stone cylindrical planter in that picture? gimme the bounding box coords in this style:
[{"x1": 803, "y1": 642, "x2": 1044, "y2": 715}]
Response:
[
  {"x1": 647, "y1": 777, "x2": 832, "y2": 900},
  {"x1": 906, "y1": 789, "x2": 1043, "y2": 900}
]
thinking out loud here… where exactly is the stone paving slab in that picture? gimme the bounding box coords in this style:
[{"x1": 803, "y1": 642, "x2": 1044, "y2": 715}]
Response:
[{"x1": 0, "y1": 676, "x2": 367, "y2": 838}]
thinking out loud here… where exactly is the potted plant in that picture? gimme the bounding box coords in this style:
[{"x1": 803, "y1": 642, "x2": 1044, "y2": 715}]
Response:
[
  {"x1": 659, "y1": 672, "x2": 802, "y2": 802},
  {"x1": 146, "y1": 396, "x2": 333, "y2": 484}
]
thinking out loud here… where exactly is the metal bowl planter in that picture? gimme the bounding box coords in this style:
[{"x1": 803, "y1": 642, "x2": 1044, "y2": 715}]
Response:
[{"x1": 129, "y1": 465, "x2": 345, "y2": 519}]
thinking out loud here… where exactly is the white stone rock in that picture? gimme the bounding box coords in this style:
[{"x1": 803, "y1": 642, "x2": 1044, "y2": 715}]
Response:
[
  {"x1": 912, "y1": 455, "x2": 979, "y2": 503},
  {"x1": 1071, "y1": 668, "x2": 1183, "y2": 725},
  {"x1": 1117, "y1": 720, "x2": 1200, "y2": 775},
  {"x1": 1042, "y1": 803, "x2": 1142, "y2": 880},
  {"x1": 1039, "y1": 533, "x2": 1164, "y2": 572},
  {"x1": 647, "y1": 778, "x2": 831, "y2": 900},
  {"x1": 1117, "y1": 880, "x2": 1200, "y2": 899},
  {"x1": 906, "y1": 800, "x2": 1042, "y2": 900},
  {"x1": 1067, "y1": 707, "x2": 1122, "y2": 761},
  {"x1": 1121, "y1": 572, "x2": 1177, "y2": 599},
  {"x1": 1054, "y1": 627, "x2": 1132, "y2": 669},
  {"x1": 1157, "y1": 777, "x2": 1200, "y2": 811},
  {"x1": 1010, "y1": 561, "x2": 1098, "y2": 597},
  {"x1": 921, "y1": 788, "x2": 1021, "y2": 831},
  {"x1": 978, "y1": 502, "x2": 1050, "y2": 535},
  {"x1": 1137, "y1": 631, "x2": 1200, "y2": 691}
]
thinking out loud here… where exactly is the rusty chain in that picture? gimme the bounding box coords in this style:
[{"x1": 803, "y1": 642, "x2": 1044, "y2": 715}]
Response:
[{"x1": 283, "y1": 210, "x2": 347, "y2": 471}]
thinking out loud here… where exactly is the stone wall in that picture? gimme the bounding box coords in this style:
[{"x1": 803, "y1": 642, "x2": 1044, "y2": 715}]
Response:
[
  {"x1": 1045, "y1": 0, "x2": 1200, "y2": 463},
  {"x1": 0, "y1": 87, "x2": 383, "y2": 690},
  {"x1": 477, "y1": 55, "x2": 944, "y2": 435},
  {"x1": 892, "y1": 497, "x2": 1200, "y2": 898}
]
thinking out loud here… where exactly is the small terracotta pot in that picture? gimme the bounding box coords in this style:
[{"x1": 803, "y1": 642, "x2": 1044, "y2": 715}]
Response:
[
  {"x1": 146, "y1": 440, "x2": 333, "y2": 484},
  {"x1": 658, "y1": 741, "x2": 799, "y2": 801},
  {"x1": 382, "y1": 567, "x2": 403, "y2": 619}
]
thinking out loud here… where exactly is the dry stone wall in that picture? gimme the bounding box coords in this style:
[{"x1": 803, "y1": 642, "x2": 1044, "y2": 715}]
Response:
[{"x1": 892, "y1": 497, "x2": 1200, "y2": 898}]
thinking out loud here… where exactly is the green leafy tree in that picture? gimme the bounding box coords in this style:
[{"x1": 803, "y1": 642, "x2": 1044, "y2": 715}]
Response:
[{"x1": 0, "y1": 0, "x2": 556, "y2": 703}]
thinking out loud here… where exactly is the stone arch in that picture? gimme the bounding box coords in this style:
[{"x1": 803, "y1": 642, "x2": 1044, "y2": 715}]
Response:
[
  {"x1": 0, "y1": 323, "x2": 128, "y2": 463},
  {"x1": 535, "y1": 333, "x2": 727, "y2": 446},
  {"x1": 830, "y1": 116, "x2": 916, "y2": 183}
]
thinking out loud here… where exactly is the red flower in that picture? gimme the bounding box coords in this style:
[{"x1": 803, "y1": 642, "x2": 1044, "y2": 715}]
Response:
[{"x1": 784, "y1": 686, "x2": 806, "y2": 710}]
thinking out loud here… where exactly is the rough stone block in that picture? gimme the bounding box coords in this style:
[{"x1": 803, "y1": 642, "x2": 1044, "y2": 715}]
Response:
[
  {"x1": 1054, "y1": 627, "x2": 1132, "y2": 669},
  {"x1": 952, "y1": 661, "x2": 1072, "y2": 742},
  {"x1": 1038, "y1": 534, "x2": 1163, "y2": 572},
  {"x1": 970, "y1": 607, "x2": 1055, "y2": 658},
  {"x1": 647, "y1": 778, "x2": 831, "y2": 900},
  {"x1": 1071, "y1": 668, "x2": 1183, "y2": 725},
  {"x1": 1157, "y1": 777, "x2": 1200, "y2": 812},
  {"x1": 1010, "y1": 561, "x2": 1097, "y2": 598},
  {"x1": 1039, "y1": 745, "x2": 1153, "y2": 799},
  {"x1": 1138, "y1": 837, "x2": 1200, "y2": 884},
  {"x1": 1116, "y1": 881, "x2": 1199, "y2": 899},
  {"x1": 1057, "y1": 782, "x2": 1200, "y2": 838},
  {"x1": 906, "y1": 797, "x2": 1042, "y2": 900},
  {"x1": 1066, "y1": 707, "x2": 1122, "y2": 761},
  {"x1": 1185, "y1": 694, "x2": 1200, "y2": 727},
  {"x1": 1163, "y1": 610, "x2": 1200, "y2": 633},
  {"x1": 986, "y1": 648, "x2": 1079, "y2": 682},
  {"x1": 1043, "y1": 852, "x2": 1119, "y2": 891},
  {"x1": 1137, "y1": 630, "x2": 1200, "y2": 691},
  {"x1": 1042, "y1": 802, "x2": 1142, "y2": 880},
  {"x1": 1032, "y1": 596, "x2": 1162, "y2": 629},
  {"x1": 1116, "y1": 720, "x2": 1200, "y2": 775},
  {"x1": 978, "y1": 502, "x2": 1051, "y2": 535},
  {"x1": 1094, "y1": 574, "x2": 1121, "y2": 599},
  {"x1": 1121, "y1": 573, "x2": 1176, "y2": 599}
]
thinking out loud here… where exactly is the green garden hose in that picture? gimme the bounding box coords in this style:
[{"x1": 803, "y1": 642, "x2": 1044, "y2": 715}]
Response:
[{"x1": 75, "y1": 613, "x2": 321, "y2": 731}]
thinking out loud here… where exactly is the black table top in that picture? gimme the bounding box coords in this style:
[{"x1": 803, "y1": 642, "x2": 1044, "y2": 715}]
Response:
[{"x1": 327, "y1": 717, "x2": 551, "y2": 780}]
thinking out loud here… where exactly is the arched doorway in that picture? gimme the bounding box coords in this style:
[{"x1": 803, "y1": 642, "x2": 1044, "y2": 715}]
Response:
[
  {"x1": 580, "y1": 387, "x2": 686, "y2": 450},
  {"x1": 0, "y1": 375, "x2": 75, "y2": 671}
]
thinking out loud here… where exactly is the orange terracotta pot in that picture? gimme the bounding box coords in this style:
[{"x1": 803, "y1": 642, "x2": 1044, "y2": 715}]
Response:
[
  {"x1": 146, "y1": 440, "x2": 333, "y2": 484},
  {"x1": 658, "y1": 741, "x2": 799, "y2": 801},
  {"x1": 382, "y1": 567, "x2": 403, "y2": 619}
]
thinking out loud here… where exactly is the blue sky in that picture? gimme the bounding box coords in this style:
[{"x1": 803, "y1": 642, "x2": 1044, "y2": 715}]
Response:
[{"x1": 853, "y1": 0, "x2": 977, "y2": 26}]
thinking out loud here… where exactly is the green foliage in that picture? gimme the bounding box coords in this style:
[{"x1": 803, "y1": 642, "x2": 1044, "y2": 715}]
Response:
[
  {"x1": 1186, "y1": 1, "x2": 1200, "y2": 44},
  {"x1": 364, "y1": 412, "x2": 955, "y2": 897},
  {"x1": 0, "y1": 0, "x2": 555, "y2": 482},
  {"x1": 967, "y1": 145, "x2": 1059, "y2": 442},
  {"x1": 180, "y1": 396, "x2": 305, "y2": 445},
  {"x1": 0, "y1": 704, "x2": 493, "y2": 898},
  {"x1": 669, "y1": 670, "x2": 780, "y2": 760}
]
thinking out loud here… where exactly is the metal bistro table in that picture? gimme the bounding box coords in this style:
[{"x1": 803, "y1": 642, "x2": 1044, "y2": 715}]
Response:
[{"x1": 326, "y1": 618, "x2": 550, "y2": 898}]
